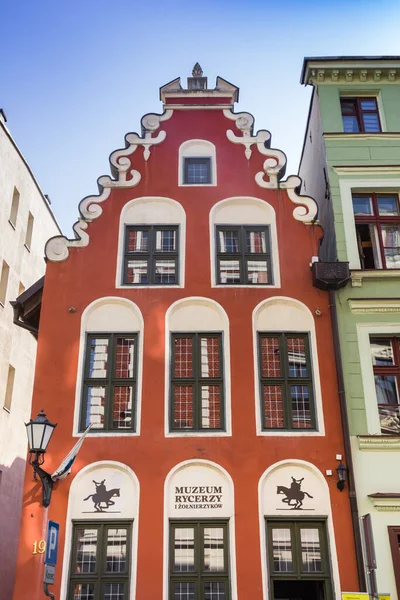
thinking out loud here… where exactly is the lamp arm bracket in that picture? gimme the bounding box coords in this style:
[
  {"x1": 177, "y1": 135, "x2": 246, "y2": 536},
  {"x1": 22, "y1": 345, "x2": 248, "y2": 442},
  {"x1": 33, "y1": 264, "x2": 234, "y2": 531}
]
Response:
[{"x1": 32, "y1": 462, "x2": 54, "y2": 507}]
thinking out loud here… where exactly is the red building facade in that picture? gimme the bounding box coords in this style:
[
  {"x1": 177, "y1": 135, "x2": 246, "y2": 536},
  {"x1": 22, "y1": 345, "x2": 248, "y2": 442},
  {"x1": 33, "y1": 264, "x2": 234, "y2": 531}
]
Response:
[{"x1": 13, "y1": 66, "x2": 359, "y2": 600}]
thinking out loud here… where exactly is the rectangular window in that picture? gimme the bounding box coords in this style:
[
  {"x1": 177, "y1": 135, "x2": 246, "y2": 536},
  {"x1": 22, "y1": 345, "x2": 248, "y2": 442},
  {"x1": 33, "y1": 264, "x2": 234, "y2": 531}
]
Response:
[
  {"x1": 123, "y1": 226, "x2": 179, "y2": 285},
  {"x1": 170, "y1": 333, "x2": 224, "y2": 431},
  {"x1": 80, "y1": 333, "x2": 138, "y2": 432},
  {"x1": 183, "y1": 158, "x2": 211, "y2": 185},
  {"x1": 353, "y1": 193, "x2": 400, "y2": 269},
  {"x1": 216, "y1": 226, "x2": 272, "y2": 285},
  {"x1": 266, "y1": 520, "x2": 332, "y2": 599},
  {"x1": 0, "y1": 261, "x2": 10, "y2": 306},
  {"x1": 4, "y1": 365, "x2": 15, "y2": 411},
  {"x1": 25, "y1": 212, "x2": 34, "y2": 250},
  {"x1": 9, "y1": 187, "x2": 20, "y2": 227},
  {"x1": 388, "y1": 526, "x2": 400, "y2": 597},
  {"x1": 170, "y1": 521, "x2": 230, "y2": 600},
  {"x1": 68, "y1": 521, "x2": 131, "y2": 600},
  {"x1": 340, "y1": 97, "x2": 381, "y2": 133},
  {"x1": 259, "y1": 333, "x2": 315, "y2": 431},
  {"x1": 370, "y1": 337, "x2": 400, "y2": 434}
]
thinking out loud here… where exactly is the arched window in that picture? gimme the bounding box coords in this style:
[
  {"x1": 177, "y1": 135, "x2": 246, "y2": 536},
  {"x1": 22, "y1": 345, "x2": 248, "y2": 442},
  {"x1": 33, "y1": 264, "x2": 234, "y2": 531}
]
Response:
[
  {"x1": 116, "y1": 196, "x2": 186, "y2": 288},
  {"x1": 60, "y1": 461, "x2": 139, "y2": 600},
  {"x1": 73, "y1": 297, "x2": 144, "y2": 436},
  {"x1": 165, "y1": 297, "x2": 231, "y2": 436},
  {"x1": 178, "y1": 139, "x2": 217, "y2": 186},
  {"x1": 253, "y1": 297, "x2": 324, "y2": 435},
  {"x1": 210, "y1": 197, "x2": 280, "y2": 287}
]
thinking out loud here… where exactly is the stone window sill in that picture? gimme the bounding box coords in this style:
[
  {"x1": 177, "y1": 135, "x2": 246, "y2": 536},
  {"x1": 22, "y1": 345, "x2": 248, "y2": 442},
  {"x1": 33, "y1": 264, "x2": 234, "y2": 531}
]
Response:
[
  {"x1": 358, "y1": 435, "x2": 400, "y2": 451},
  {"x1": 351, "y1": 269, "x2": 400, "y2": 287}
]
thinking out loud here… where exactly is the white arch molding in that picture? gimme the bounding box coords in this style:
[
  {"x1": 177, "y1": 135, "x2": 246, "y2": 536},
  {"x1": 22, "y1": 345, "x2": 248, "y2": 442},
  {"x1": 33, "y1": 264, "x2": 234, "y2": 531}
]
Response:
[
  {"x1": 209, "y1": 196, "x2": 281, "y2": 288},
  {"x1": 72, "y1": 297, "x2": 144, "y2": 437},
  {"x1": 178, "y1": 139, "x2": 217, "y2": 186},
  {"x1": 163, "y1": 459, "x2": 237, "y2": 600},
  {"x1": 258, "y1": 459, "x2": 341, "y2": 600},
  {"x1": 252, "y1": 296, "x2": 325, "y2": 436},
  {"x1": 164, "y1": 297, "x2": 232, "y2": 437},
  {"x1": 59, "y1": 461, "x2": 140, "y2": 600},
  {"x1": 115, "y1": 196, "x2": 186, "y2": 288}
]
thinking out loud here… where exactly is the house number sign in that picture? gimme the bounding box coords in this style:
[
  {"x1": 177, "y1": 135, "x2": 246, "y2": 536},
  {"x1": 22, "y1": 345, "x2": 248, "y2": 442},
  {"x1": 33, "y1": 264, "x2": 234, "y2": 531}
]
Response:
[{"x1": 32, "y1": 540, "x2": 46, "y2": 554}]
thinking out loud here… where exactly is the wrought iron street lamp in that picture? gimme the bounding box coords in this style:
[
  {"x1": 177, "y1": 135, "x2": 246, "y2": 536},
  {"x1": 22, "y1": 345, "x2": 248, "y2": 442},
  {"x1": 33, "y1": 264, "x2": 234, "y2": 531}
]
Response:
[
  {"x1": 25, "y1": 409, "x2": 57, "y2": 507},
  {"x1": 336, "y1": 461, "x2": 348, "y2": 492}
]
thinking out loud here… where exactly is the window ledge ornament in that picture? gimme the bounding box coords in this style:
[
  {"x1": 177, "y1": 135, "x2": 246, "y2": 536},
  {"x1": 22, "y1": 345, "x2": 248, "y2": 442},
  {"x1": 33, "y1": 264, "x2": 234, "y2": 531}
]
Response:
[
  {"x1": 368, "y1": 493, "x2": 400, "y2": 511},
  {"x1": 351, "y1": 269, "x2": 400, "y2": 287},
  {"x1": 358, "y1": 435, "x2": 400, "y2": 451},
  {"x1": 348, "y1": 298, "x2": 400, "y2": 313},
  {"x1": 45, "y1": 111, "x2": 173, "y2": 262}
]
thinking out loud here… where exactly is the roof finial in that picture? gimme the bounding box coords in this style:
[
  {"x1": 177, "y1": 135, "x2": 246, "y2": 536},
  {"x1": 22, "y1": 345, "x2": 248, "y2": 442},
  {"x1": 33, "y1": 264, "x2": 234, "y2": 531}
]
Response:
[{"x1": 192, "y1": 63, "x2": 203, "y2": 77}]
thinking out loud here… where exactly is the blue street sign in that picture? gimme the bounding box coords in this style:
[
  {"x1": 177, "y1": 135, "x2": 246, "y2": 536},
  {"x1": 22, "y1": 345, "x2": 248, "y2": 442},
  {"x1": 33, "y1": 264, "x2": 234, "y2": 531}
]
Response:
[{"x1": 45, "y1": 521, "x2": 59, "y2": 566}]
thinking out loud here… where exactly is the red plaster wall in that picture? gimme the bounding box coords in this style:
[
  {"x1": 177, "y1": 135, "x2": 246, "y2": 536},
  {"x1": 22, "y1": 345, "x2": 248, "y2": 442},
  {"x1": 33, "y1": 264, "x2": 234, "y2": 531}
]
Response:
[{"x1": 12, "y1": 106, "x2": 359, "y2": 599}]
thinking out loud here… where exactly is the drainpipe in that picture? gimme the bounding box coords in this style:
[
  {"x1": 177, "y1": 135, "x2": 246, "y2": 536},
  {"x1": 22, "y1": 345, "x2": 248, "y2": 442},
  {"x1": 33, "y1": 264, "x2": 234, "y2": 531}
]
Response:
[{"x1": 328, "y1": 287, "x2": 367, "y2": 591}]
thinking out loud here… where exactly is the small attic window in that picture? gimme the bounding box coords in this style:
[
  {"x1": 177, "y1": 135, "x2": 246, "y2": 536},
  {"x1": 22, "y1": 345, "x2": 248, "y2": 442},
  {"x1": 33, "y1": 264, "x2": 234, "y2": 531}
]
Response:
[
  {"x1": 184, "y1": 158, "x2": 211, "y2": 184},
  {"x1": 179, "y1": 140, "x2": 217, "y2": 186}
]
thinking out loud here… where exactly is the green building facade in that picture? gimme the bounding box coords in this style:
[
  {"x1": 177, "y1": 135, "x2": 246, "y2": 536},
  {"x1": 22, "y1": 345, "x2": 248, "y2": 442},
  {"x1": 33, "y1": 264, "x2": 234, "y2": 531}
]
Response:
[{"x1": 299, "y1": 57, "x2": 400, "y2": 599}]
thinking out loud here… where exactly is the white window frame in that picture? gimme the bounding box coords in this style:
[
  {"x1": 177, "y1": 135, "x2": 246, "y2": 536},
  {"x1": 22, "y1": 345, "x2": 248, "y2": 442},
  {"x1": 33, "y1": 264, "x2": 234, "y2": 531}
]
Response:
[{"x1": 178, "y1": 140, "x2": 217, "y2": 187}]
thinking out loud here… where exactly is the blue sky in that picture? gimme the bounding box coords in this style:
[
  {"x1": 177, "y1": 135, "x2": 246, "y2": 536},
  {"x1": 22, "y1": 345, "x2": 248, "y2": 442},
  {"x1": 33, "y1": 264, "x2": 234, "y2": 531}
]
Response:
[{"x1": 2, "y1": 0, "x2": 400, "y2": 234}]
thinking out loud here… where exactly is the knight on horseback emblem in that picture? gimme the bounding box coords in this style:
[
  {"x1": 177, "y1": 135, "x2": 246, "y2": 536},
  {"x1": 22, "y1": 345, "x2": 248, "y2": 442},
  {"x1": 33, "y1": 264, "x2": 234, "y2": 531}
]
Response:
[
  {"x1": 83, "y1": 479, "x2": 121, "y2": 512},
  {"x1": 277, "y1": 477, "x2": 313, "y2": 510}
]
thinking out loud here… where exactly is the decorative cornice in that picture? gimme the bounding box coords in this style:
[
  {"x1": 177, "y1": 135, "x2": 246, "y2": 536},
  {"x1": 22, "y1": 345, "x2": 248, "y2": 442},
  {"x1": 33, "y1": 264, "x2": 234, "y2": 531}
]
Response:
[
  {"x1": 358, "y1": 435, "x2": 400, "y2": 451},
  {"x1": 325, "y1": 132, "x2": 400, "y2": 141},
  {"x1": 332, "y1": 165, "x2": 400, "y2": 177},
  {"x1": 351, "y1": 269, "x2": 400, "y2": 287},
  {"x1": 45, "y1": 110, "x2": 172, "y2": 262},
  {"x1": 348, "y1": 298, "x2": 400, "y2": 313},
  {"x1": 368, "y1": 493, "x2": 400, "y2": 511},
  {"x1": 305, "y1": 64, "x2": 400, "y2": 86}
]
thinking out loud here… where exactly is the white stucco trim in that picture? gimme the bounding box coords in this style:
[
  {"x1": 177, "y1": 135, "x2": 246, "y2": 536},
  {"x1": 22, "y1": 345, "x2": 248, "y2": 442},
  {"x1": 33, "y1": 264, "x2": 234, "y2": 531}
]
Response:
[
  {"x1": 178, "y1": 139, "x2": 217, "y2": 187},
  {"x1": 252, "y1": 297, "x2": 325, "y2": 436},
  {"x1": 336, "y1": 176, "x2": 400, "y2": 269},
  {"x1": 163, "y1": 459, "x2": 238, "y2": 600},
  {"x1": 209, "y1": 197, "x2": 281, "y2": 288},
  {"x1": 164, "y1": 297, "x2": 232, "y2": 437},
  {"x1": 72, "y1": 297, "x2": 144, "y2": 437},
  {"x1": 357, "y1": 322, "x2": 400, "y2": 434},
  {"x1": 258, "y1": 459, "x2": 341, "y2": 600},
  {"x1": 115, "y1": 196, "x2": 186, "y2": 288},
  {"x1": 59, "y1": 461, "x2": 140, "y2": 600}
]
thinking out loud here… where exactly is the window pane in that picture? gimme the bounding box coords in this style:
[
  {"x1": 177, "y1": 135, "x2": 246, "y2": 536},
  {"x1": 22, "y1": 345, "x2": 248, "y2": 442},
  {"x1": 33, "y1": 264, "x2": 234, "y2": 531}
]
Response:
[
  {"x1": 362, "y1": 113, "x2": 380, "y2": 132},
  {"x1": 356, "y1": 223, "x2": 380, "y2": 269},
  {"x1": 155, "y1": 260, "x2": 176, "y2": 284},
  {"x1": 384, "y1": 248, "x2": 400, "y2": 269},
  {"x1": 219, "y1": 259, "x2": 241, "y2": 284},
  {"x1": 342, "y1": 116, "x2": 359, "y2": 133},
  {"x1": 88, "y1": 338, "x2": 109, "y2": 378},
  {"x1": 352, "y1": 196, "x2": 373, "y2": 215},
  {"x1": 104, "y1": 583, "x2": 125, "y2": 600},
  {"x1": 341, "y1": 100, "x2": 356, "y2": 115},
  {"x1": 200, "y1": 385, "x2": 221, "y2": 428},
  {"x1": 174, "y1": 338, "x2": 193, "y2": 378},
  {"x1": 204, "y1": 527, "x2": 225, "y2": 571},
  {"x1": 370, "y1": 338, "x2": 394, "y2": 366},
  {"x1": 382, "y1": 226, "x2": 400, "y2": 268},
  {"x1": 112, "y1": 386, "x2": 133, "y2": 429},
  {"x1": 287, "y1": 337, "x2": 308, "y2": 377},
  {"x1": 106, "y1": 528, "x2": 127, "y2": 572},
  {"x1": 272, "y1": 528, "x2": 293, "y2": 572},
  {"x1": 291, "y1": 385, "x2": 312, "y2": 429},
  {"x1": 156, "y1": 229, "x2": 176, "y2": 252},
  {"x1": 204, "y1": 582, "x2": 226, "y2": 600},
  {"x1": 379, "y1": 404, "x2": 400, "y2": 435},
  {"x1": 360, "y1": 99, "x2": 377, "y2": 111},
  {"x1": 186, "y1": 161, "x2": 210, "y2": 184},
  {"x1": 75, "y1": 528, "x2": 98, "y2": 573},
  {"x1": 218, "y1": 230, "x2": 239, "y2": 253},
  {"x1": 174, "y1": 528, "x2": 195, "y2": 572},
  {"x1": 200, "y1": 337, "x2": 220, "y2": 378},
  {"x1": 173, "y1": 582, "x2": 195, "y2": 600},
  {"x1": 127, "y1": 229, "x2": 148, "y2": 252},
  {"x1": 73, "y1": 583, "x2": 95, "y2": 600},
  {"x1": 246, "y1": 230, "x2": 267, "y2": 253},
  {"x1": 173, "y1": 385, "x2": 194, "y2": 428},
  {"x1": 126, "y1": 260, "x2": 148, "y2": 284},
  {"x1": 85, "y1": 386, "x2": 106, "y2": 428},
  {"x1": 300, "y1": 528, "x2": 322, "y2": 572},
  {"x1": 377, "y1": 196, "x2": 399, "y2": 216},
  {"x1": 247, "y1": 260, "x2": 269, "y2": 284},
  {"x1": 375, "y1": 375, "x2": 399, "y2": 405},
  {"x1": 263, "y1": 385, "x2": 284, "y2": 428},
  {"x1": 115, "y1": 337, "x2": 135, "y2": 378},
  {"x1": 261, "y1": 337, "x2": 281, "y2": 377}
]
